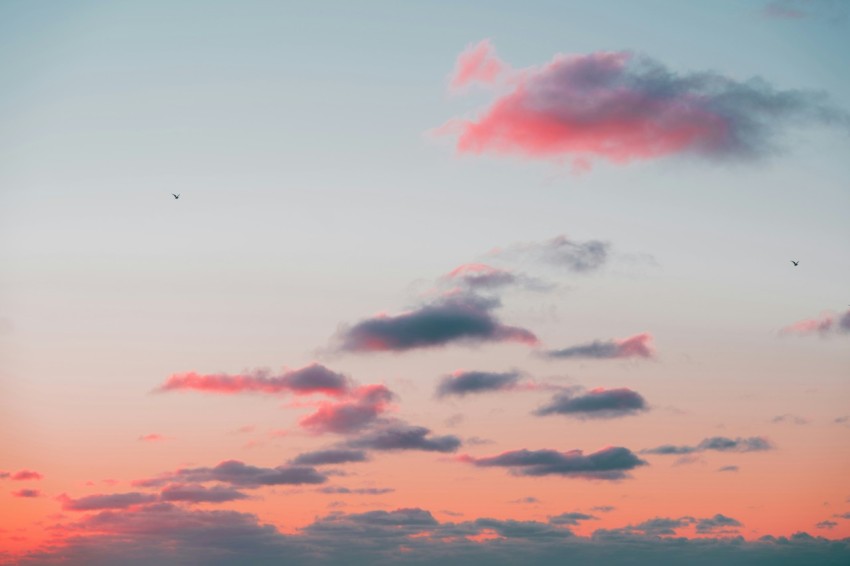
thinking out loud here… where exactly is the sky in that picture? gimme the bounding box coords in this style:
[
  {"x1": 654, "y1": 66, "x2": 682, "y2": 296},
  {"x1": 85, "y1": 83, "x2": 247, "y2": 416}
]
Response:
[{"x1": 1, "y1": 0, "x2": 849, "y2": 564}]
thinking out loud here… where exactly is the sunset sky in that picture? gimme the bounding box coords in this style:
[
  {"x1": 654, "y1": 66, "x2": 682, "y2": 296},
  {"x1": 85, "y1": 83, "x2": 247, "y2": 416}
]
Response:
[{"x1": 1, "y1": 1, "x2": 849, "y2": 564}]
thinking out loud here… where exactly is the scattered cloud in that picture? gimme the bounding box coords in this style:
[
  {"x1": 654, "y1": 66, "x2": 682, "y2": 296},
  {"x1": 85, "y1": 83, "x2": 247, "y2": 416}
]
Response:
[
  {"x1": 771, "y1": 414, "x2": 810, "y2": 425},
  {"x1": 138, "y1": 433, "x2": 166, "y2": 442},
  {"x1": 643, "y1": 436, "x2": 773, "y2": 455},
  {"x1": 318, "y1": 487, "x2": 394, "y2": 495},
  {"x1": 157, "y1": 363, "x2": 352, "y2": 397},
  {"x1": 781, "y1": 309, "x2": 850, "y2": 337},
  {"x1": 449, "y1": 39, "x2": 507, "y2": 90},
  {"x1": 816, "y1": 520, "x2": 838, "y2": 529},
  {"x1": 291, "y1": 449, "x2": 369, "y2": 466},
  {"x1": 59, "y1": 492, "x2": 159, "y2": 511},
  {"x1": 437, "y1": 43, "x2": 849, "y2": 169},
  {"x1": 160, "y1": 484, "x2": 249, "y2": 504},
  {"x1": 462, "y1": 446, "x2": 646, "y2": 480},
  {"x1": 717, "y1": 466, "x2": 740, "y2": 473},
  {"x1": 544, "y1": 333, "x2": 654, "y2": 360},
  {"x1": 348, "y1": 423, "x2": 462, "y2": 453},
  {"x1": 133, "y1": 460, "x2": 327, "y2": 489},
  {"x1": 535, "y1": 387, "x2": 648, "y2": 419},
  {"x1": 436, "y1": 370, "x2": 522, "y2": 398},
  {"x1": 12, "y1": 489, "x2": 41, "y2": 498},
  {"x1": 548, "y1": 512, "x2": 598, "y2": 525},
  {"x1": 11, "y1": 470, "x2": 42, "y2": 481},
  {"x1": 695, "y1": 514, "x2": 742, "y2": 534},
  {"x1": 441, "y1": 263, "x2": 550, "y2": 293},
  {"x1": 299, "y1": 385, "x2": 395, "y2": 434},
  {"x1": 336, "y1": 294, "x2": 537, "y2": 353},
  {"x1": 494, "y1": 235, "x2": 610, "y2": 273}
]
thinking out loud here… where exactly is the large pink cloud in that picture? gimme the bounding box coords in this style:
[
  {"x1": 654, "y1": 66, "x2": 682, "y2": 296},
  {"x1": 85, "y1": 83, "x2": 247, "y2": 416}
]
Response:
[
  {"x1": 157, "y1": 363, "x2": 351, "y2": 397},
  {"x1": 437, "y1": 44, "x2": 847, "y2": 168}
]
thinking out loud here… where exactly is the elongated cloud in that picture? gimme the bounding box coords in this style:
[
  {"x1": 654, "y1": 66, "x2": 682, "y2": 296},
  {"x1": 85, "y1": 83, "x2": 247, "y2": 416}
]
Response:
[
  {"x1": 337, "y1": 294, "x2": 537, "y2": 352},
  {"x1": 545, "y1": 333, "x2": 654, "y2": 360},
  {"x1": 535, "y1": 388, "x2": 648, "y2": 419},
  {"x1": 134, "y1": 460, "x2": 327, "y2": 488},
  {"x1": 158, "y1": 363, "x2": 351, "y2": 396},
  {"x1": 291, "y1": 449, "x2": 369, "y2": 466},
  {"x1": 160, "y1": 484, "x2": 248, "y2": 504},
  {"x1": 60, "y1": 492, "x2": 159, "y2": 511},
  {"x1": 444, "y1": 263, "x2": 518, "y2": 290},
  {"x1": 548, "y1": 512, "x2": 598, "y2": 526},
  {"x1": 436, "y1": 370, "x2": 521, "y2": 398},
  {"x1": 495, "y1": 235, "x2": 610, "y2": 272},
  {"x1": 12, "y1": 489, "x2": 41, "y2": 498},
  {"x1": 11, "y1": 469, "x2": 42, "y2": 481},
  {"x1": 781, "y1": 309, "x2": 850, "y2": 337},
  {"x1": 450, "y1": 40, "x2": 506, "y2": 90},
  {"x1": 643, "y1": 436, "x2": 773, "y2": 455},
  {"x1": 438, "y1": 44, "x2": 848, "y2": 168},
  {"x1": 299, "y1": 384, "x2": 395, "y2": 434},
  {"x1": 463, "y1": 446, "x2": 646, "y2": 480},
  {"x1": 695, "y1": 514, "x2": 742, "y2": 534},
  {"x1": 318, "y1": 487, "x2": 394, "y2": 495},
  {"x1": 348, "y1": 423, "x2": 461, "y2": 453}
]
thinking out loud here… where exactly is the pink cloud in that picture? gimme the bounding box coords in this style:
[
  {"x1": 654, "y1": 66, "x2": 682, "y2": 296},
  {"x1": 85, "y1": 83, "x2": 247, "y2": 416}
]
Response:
[
  {"x1": 781, "y1": 309, "x2": 850, "y2": 336},
  {"x1": 139, "y1": 433, "x2": 166, "y2": 442},
  {"x1": 300, "y1": 384, "x2": 395, "y2": 434},
  {"x1": 158, "y1": 363, "x2": 351, "y2": 397},
  {"x1": 449, "y1": 40, "x2": 506, "y2": 90},
  {"x1": 11, "y1": 470, "x2": 43, "y2": 481},
  {"x1": 615, "y1": 333, "x2": 655, "y2": 358},
  {"x1": 437, "y1": 44, "x2": 845, "y2": 169},
  {"x1": 12, "y1": 489, "x2": 42, "y2": 498}
]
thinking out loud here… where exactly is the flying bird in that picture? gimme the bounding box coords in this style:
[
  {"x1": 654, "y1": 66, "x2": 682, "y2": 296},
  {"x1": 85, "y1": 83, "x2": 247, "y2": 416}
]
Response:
[
  {"x1": 172, "y1": 193, "x2": 180, "y2": 200},
  {"x1": 790, "y1": 260, "x2": 798, "y2": 266}
]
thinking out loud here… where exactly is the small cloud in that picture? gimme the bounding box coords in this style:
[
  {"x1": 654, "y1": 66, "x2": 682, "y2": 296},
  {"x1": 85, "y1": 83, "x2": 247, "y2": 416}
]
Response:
[
  {"x1": 548, "y1": 512, "x2": 597, "y2": 525},
  {"x1": 781, "y1": 309, "x2": 850, "y2": 337},
  {"x1": 436, "y1": 370, "x2": 521, "y2": 398},
  {"x1": 11, "y1": 470, "x2": 43, "y2": 481},
  {"x1": 771, "y1": 414, "x2": 809, "y2": 425},
  {"x1": 534, "y1": 387, "x2": 648, "y2": 419},
  {"x1": 717, "y1": 466, "x2": 740, "y2": 473},
  {"x1": 12, "y1": 489, "x2": 41, "y2": 498},
  {"x1": 462, "y1": 446, "x2": 646, "y2": 480},
  {"x1": 139, "y1": 434, "x2": 166, "y2": 442},
  {"x1": 643, "y1": 436, "x2": 773, "y2": 455},
  {"x1": 544, "y1": 334, "x2": 654, "y2": 360},
  {"x1": 816, "y1": 520, "x2": 837, "y2": 530}
]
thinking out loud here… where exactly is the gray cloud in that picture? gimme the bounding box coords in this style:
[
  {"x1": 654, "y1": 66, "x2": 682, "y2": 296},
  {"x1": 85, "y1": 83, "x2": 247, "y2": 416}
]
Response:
[
  {"x1": 549, "y1": 512, "x2": 598, "y2": 526},
  {"x1": 337, "y1": 294, "x2": 537, "y2": 353},
  {"x1": 436, "y1": 370, "x2": 521, "y2": 398},
  {"x1": 535, "y1": 388, "x2": 648, "y2": 419},
  {"x1": 60, "y1": 492, "x2": 159, "y2": 511},
  {"x1": 643, "y1": 436, "x2": 773, "y2": 455},
  {"x1": 134, "y1": 460, "x2": 327, "y2": 489},
  {"x1": 544, "y1": 333, "x2": 654, "y2": 360},
  {"x1": 318, "y1": 487, "x2": 394, "y2": 495},
  {"x1": 160, "y1": 484, "x2": 249, "y2": 504},
  {"x1": 348, "y1": 423, "x2": 461, "y2": 453},
  {"x1": 466, "y1": 446, "x2": 647, "y2": 480},
  {"x1": 291, "y1": 449, "x2": 369, "y2": 466}
]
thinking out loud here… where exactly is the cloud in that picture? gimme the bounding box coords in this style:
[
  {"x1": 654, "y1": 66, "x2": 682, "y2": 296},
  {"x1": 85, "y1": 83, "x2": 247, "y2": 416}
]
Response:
[
  {"x1": 548, "y1": 512, "x2": 598, "y2": 526},
  {"x1": 160, "y1": 484, "x2": 249, "y2": 504},
  {"x1": 318, "y1": 487, "x2": 395, "y2": 495},
  {"x1": 450, "y1": 40, "x2": 507, "y2": 90},
  {"x1": 695, "y1": 514, "x2": 742, "y2": 534},
  {"x1": 157, "y1": 363, "x2": 351, "y2": 396},
  {"x1": 592, "y1": 506, "x2": 616, "y2": 513},
  {"x1": 299, "y1": 385, "x2": 395, "y2": 434},
  {"x1": 545, "y1": 333, "x2": 654, "y2": 360},
  {"x1": 781, "y1": 309, "x2": 850, "y2": 337},
  {"x1": 643, "y1": 436, "x2": 774, "y2": 455},
  {"x1": 11, "y1": 470, "x2": 43, "y2": 481},
  {"x1": 12, "y1": 489, "x2": 41, "y2": 498},
  {"x1": 495, "y1": 235, "x2": 610, "y2": 273},
  {"x1": 348, "y1": 423, "x2": 462, "y2": 453},
  {"x1": 762, "y1": 0, "x2": 849, "y2": 21},
  {"x1": 437, "y1": 44, "x2": 848, "y2": 169},
  {"x1": 138, "y1": 433, "x2": 166, "y2": 442},
  {"x1": 717, "y1": 466, "x2": 740, "y2": 473},
  {"x1": 60, "y1": 492, "x2": 159, "y2": 511},
  {"x1": 817, "y1": 520, "x2": 838, "y2": 529},
  {"x1": 441, "y1": 263, "x2": 550, "y2": 293},
  {"x1": 134, "y1": 460, "x2": 327, "y2": 489},
  {"x1": 535, "y1": 387, "x2": 648, "y2": 419},
  {"x1": 336, "y1": 294, "x2": 537, "y2": 352},
  {"x1": 291, "y1": 449, "x2": 369, "y2": 466},
  {"x1": 463, "y1": 446, "x2": 646, "y2": 480},
  {"x1": 771, "y1": 414, "x2": 810, "y2": 425},
  {"x1": 436, "y1": 370, "x2": 521, "y2": 398}
]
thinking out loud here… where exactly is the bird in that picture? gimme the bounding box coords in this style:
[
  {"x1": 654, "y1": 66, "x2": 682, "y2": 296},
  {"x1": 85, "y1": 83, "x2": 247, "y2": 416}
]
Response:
[
  {"x1": 790, "y1": 260, "x2": 799, "y2": 266},
  {"x1": 172, "y1": 193, "x2": 180, "y2": 200}
]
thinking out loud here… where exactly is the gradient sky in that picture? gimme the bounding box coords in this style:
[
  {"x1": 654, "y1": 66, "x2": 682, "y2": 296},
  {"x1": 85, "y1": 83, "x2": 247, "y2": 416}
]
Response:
[{"x1": 1, "y1": 1, "x2": 849, "y2": 564}]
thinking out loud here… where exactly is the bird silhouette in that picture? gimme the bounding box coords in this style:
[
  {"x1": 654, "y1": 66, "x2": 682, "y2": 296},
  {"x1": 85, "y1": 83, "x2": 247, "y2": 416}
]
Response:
[
  {"x1": 172, "y1": 193, "x2": 180, "y2": 200},
  {"x1": 790, "y1": 260, "x2": 799, "y2": 266}
]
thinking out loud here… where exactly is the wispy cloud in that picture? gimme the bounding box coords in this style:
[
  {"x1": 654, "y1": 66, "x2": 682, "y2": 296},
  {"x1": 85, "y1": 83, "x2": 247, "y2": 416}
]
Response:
[
  {"x1": 157, "y1": 363, "x2": 352, "y2": 397},
  {"x1": 781, "y1": 309, "x2": 850, "y2": 337},
  {"x1": 643, "y1": 436, "x2": 773, "y2": 455},
  {"x1": 544, "y1": 333, "x2": 654, "y2": 360}
]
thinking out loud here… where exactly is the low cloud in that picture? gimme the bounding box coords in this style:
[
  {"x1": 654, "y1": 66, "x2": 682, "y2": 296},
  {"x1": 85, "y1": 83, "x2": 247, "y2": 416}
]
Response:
[
  {"x1": 337, "y1": 294, "x2": 537, "y2": 353},
  {"x1": 545, "y1": 333, "x2": 654, "y2": 360},
  {"x1": 643, "y1": 436, "x2": 773, "y2": 455},
  {"x1": 436, "y1": 370, "x2": 521, "y2": 398},
  {"x1": 535, "y1": 387, "x2": 648, "y2": 419},
  {"x1": 463, "y1": 446, "x2": 646, "y2": 480},
  {"x1": 157, "y1": 363, "x2": 352, "y2": 397}
]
